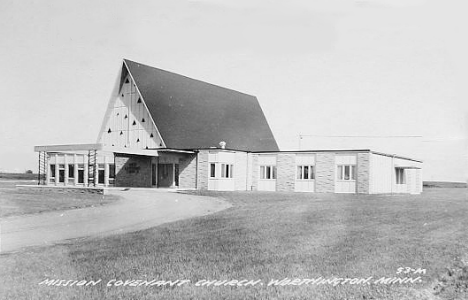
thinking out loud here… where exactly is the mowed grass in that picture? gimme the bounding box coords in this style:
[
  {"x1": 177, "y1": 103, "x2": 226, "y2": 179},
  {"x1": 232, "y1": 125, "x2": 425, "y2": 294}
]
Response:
[
  {"x1": 1, "y1": 188, "x2": 468, "y2": 300},
  {"x1": 0, "y1": 180, "x2": 119, "y2": 217}
]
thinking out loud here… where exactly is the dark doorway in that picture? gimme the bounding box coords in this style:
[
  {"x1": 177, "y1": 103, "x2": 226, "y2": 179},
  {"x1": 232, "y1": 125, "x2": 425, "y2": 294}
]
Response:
[
  {"x1": 157, "y1": 164, "x2": 179, "y2": 188},
  {"x1": 157, "y1": 164, "x2": 173, "y2": 187}
]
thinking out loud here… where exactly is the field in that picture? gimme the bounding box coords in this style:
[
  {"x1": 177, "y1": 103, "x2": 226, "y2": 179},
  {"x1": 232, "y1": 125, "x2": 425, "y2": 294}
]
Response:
[
  {"x1": 0, "y1": 180, "x2": 119, "y2": 217},
  {"x1": 1, "y1": 188, "x2": 467, "y2": 300}
]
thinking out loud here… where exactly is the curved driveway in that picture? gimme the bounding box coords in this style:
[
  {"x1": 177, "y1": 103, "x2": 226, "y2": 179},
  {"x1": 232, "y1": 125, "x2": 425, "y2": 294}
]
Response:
[{"x1": 1, "y1": 189, "x2": 230, "y2": 253}]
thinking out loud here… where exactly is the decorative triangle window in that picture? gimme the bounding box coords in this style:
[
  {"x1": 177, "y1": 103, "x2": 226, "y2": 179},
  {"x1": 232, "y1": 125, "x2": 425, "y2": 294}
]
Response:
[
  {"x1": 125, "y1": 78, "x2": 129, "y2": 84},
  {"x1": 150, "y1": 133, "x2": 154, "y2": 138},
  {"x1": 136, "y1": 138, "x2": 140, "y2": 143},
  {"x1": 124, "y1": 115, "x2": 128, "y2": 119},
  {"x1": 137, "y1": 98, "x2": 142, "y2": 104},
  {"x1": 132, "y1": 120, "x2": 136, "y2": 126},
  {"x1": 141, "y1": 118, "x2": 145, "y2": 123},
  {"x1": 120, "y1": 131, "x2": 123, "y2": 135},
  {"x1": 107, "y1": 128, "x2": 112, "y2": 134}
]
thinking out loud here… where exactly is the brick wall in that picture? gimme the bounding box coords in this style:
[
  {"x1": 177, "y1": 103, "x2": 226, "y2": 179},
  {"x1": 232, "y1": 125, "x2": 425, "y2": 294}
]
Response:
[
  {"x1": 115, "y1": 154, "x2": 152, "y2": 187},
  {"x1": 276, "y1": 153, "x2": 295, "y2": 192},
  {"x1": 179, "y1": 154, "x2": 197, "y2": 189},
  {"x1": 357, "y1": 153, "x2": 370, "y2": 194},
  {"x1": 315, "y1": 153, "x2": 335, "y2": 193},
  {"x1": 197, "y1": 150, "x2": 209, "y2": 190}
]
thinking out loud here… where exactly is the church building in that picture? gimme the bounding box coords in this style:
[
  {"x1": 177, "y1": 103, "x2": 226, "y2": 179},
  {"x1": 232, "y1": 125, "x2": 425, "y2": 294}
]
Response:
[{"x1": 34, "y1": 59, "x2": 423, "y2": 194}]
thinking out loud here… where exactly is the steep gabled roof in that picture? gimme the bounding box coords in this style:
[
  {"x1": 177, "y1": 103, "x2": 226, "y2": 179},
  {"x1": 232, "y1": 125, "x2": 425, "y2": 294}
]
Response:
[{"x1": 123, "y1": 59, "x2": 279, "y2": 152}]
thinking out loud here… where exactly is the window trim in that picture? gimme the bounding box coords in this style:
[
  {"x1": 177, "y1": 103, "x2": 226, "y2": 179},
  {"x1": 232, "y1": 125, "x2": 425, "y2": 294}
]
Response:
[
  {"x1": 209, "y1": 162, "x2": 234, "y2": 179},
  {"x1": 337, "y1": 164, "x2": 356, "y2": 181},
  {"x1": 395, "y1": 167, "x2": 406, "y2": 184},
  {"x1": 296, "y1": 165, "x2": 315, "y2": 180},
  {"x1": 260, "y1": 165, "x2": 277, "y2": 180}
]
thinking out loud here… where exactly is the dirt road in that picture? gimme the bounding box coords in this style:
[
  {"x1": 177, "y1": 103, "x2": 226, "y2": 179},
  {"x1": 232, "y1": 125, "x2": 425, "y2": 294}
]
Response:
[{"x1": 0, "y1": 189, "x2": 230, "y2": 253}]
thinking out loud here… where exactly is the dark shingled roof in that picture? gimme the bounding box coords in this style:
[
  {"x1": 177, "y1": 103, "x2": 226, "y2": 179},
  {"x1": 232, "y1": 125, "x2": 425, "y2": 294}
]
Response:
[{"x1": 124, "y1": 59, "x2": 279, "y2": 152}]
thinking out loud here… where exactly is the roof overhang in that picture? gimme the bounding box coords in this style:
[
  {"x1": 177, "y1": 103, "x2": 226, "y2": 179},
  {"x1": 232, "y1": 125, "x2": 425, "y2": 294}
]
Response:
[
  {"x1": 33, "y1": 144, "x2": 195, "y2": 157},
  {"x1": 34, "y1": 143, "x2": 104, "y2": 152},
  {"x1": 395, "y1": 166, "x2": 422, "y2": 169}
]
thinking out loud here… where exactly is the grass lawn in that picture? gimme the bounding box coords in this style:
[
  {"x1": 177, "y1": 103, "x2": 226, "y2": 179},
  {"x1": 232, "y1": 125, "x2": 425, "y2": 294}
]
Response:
[
  {"x1": 0, "y1": 180, "x2": 120, "y2": 217},
  {"x1": 1, "y1": 188, "x2": 467, "y2": 299}
]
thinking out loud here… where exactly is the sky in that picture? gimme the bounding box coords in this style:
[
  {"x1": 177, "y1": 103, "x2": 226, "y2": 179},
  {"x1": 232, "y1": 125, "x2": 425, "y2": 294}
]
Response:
[{"x1": 0, "y1": 0, "x2": 467, "y2": 182}]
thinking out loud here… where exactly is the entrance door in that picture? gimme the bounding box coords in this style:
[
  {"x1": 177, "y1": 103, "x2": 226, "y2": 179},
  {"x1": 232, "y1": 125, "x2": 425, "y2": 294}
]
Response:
[
  {"x1": 158, "y1": 164, "x2": 174, "y2": 187},
  {"x1": 151, "y1": 164, "x2": 157, "y2": 186}
]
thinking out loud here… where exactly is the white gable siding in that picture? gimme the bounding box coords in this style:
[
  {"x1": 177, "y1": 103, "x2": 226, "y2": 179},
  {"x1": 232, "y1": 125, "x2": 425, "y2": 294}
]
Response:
[
  {"x1": 99, "y1": 75, "x2": 163, "y2": 150},
  {"x1": 369, "y1": 154, "x2": 423, "y2": 194}
]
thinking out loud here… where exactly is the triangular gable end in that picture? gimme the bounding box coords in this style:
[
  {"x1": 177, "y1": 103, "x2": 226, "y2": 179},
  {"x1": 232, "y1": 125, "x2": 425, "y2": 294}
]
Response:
[{"x1": 98, "y1": 62, "x2": 166, "y2": 150}]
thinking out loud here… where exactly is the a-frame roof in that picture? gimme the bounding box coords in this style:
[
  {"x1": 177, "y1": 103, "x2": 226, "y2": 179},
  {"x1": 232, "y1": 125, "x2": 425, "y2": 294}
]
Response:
[{"x1": 123, "y1": 59, "x2": 279, "y2": 152}]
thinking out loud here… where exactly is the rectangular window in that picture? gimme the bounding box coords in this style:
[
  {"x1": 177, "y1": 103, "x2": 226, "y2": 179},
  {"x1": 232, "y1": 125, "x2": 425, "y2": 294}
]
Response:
[
  {"x1": 109, "y1": 163, "x2": 115, "y2": 185},
  {"x1": 220, "y1": 164, "x2": 233, "y2": 178},
  {"x1": 337, "y1": 165, "x2": 356, "y2": 181},
  {"x1": 58, "y1": 164, "x2": 65, "y2": 183},
  {"x1": 50, "y1": 164, "x2": 56, "y2": 178},
  {"x1": 98, "y1": 164, "x2": 105, "y2": 184},
  {"x1": 260, "y1": 165, "x2": 276, "y2": 180},
  {"x1": 78, "y1": 164, "x2": 84, "y2": 184},
  {"x1": 68, "y1": 164, "x2": 75, "y2": 178},
  {"x1": 297, "y1": 165, "x2": 315, "y2": 180},
  {"x1": 395, "y1": 168, "x2": 406, "y2": 184},
  {"x1": 109, "y1": 164, "x2": 115, "y2": 178},
  {"x1": 210, "y1": 163, "x2": 216, "y2": 178}
]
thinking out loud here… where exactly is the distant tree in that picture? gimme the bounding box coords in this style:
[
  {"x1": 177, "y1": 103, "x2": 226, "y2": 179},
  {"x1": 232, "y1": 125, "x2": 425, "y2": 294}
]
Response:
[{"x1": 25, "y1": 170, "x2": 33, "y2": 174}]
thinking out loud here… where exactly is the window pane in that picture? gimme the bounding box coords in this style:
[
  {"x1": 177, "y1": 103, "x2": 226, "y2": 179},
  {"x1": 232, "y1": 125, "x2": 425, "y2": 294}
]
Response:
[
  {"x1": 50, "y1": 165, "x2": 56, "y2": 178},
  {"x1": 98, "y1": 170, "x2": 105, "y2": 184},
  {"x1": 59, "y1": 170, "x2": 65, "y2": 182},
  {"x1": 344, "y1": 165, "x2": 350, "y2": 180},
  {"x1": 304, "y1": 166, "x2": 309, "y2": 180},
  {"x1": 68, "y1": 164, "x2": 75, "y2": 178},
  {"x1": 229, "y1": 165, "x2": 233, "y2": 178},
  {"x1": 221, "y1": 164, "x2": 226, "y2": 178},
  {"x1": 109, "y1": 164, "x2": 115, "y2": 178},
  {"x1": 266, "y1": 166, "x2": 271, "y2": 179},
  {"x1": 351, "y1": 165, "x2": 356, "y2": 180},
  {"x1": 272, "y1": 166, "x2": 277, "y2": 179},
  {"x1": 225, "y1": 164, "x2": 229, "y2": 178},
  {"x1": 210, "y1": 163, "x2": 216, "y2": 178},
  {"x1": 260, "y1": 166, "x2": 265, "y2": 179},
  {"x1": 78, "y1": 170, "x2": 84, "y2": 183},
  {"x1": 297, "y1": 166, "x2": 302, "y2": 179},
  {"x1": 337, "y1": 166, "x2": 343, "y2": 180},
  {"x1": 310, "y1": 166, "x2": 315, "y2": 179}
]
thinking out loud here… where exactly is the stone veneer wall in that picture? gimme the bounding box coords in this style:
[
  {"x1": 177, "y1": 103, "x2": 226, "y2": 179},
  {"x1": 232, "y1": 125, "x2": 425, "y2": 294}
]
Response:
[
  {"x1": 196, "y1": 150, "x2": 209, "y2": 190},
  {"x1": 276, "y1": 153, "x2": 295, "y2": 192},
  {"x1": 357, "y1": 152, "x2": 370, "y2": 194},
  {"x1": 179, "y1": 154, "x2": 197, "y2": 189},
  {"x1": 115, "y1": 154, "x2": 152, "y2": 187},
  {"x1": 315, "y1": 153, "x2": 335, "y2": 193}
]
